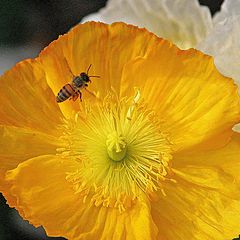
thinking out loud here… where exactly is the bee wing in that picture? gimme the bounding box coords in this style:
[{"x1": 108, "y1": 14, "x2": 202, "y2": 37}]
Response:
[
  {"x1": 84, "y1": 88, "x2": 97, "y2": 98},
  {"x1": 63, "y1": 57, "x2": 75, "y2": 78}
]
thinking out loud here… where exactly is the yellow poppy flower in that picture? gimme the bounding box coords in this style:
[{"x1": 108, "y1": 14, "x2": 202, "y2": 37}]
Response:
[{"x1": 1, "y1": 22, "x2": 240, "y2": 240}]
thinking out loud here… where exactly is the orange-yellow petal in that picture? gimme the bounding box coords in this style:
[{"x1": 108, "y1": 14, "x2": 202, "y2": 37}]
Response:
[
  {"x1": 0, "y1": 59, "x2": 64, "y2": 185},
  {"x1": 39, "y1": 22, "x2": 240, "y2": 150},
  {"x1": 0, "y1": 59, "x2": 63, "y2": 134},
  {"x1": 152, "y1": 178, "x2": 239, "y2": 240},
  {"x1": 2, "y1": 155, "x2": 158, "y2": 240},
  {"x1": 151, "y1": 133, "x2": 240, "y2": 240},
  {"x1": 173, "y1": 132, "x2": 240, "y2": 178},
  {"x1": 121, "y1": 47, "x2": 240, "y2": 151},
  {"x1": 39, "y1": 22, "x2": 163, "y2": 118},
  {"x1": 0, "y1": 125, "x2": 60, "y2": 189}
]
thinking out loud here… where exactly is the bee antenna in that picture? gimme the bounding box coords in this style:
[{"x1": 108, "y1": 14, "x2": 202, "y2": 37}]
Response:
[
  {"x1": 86, "y1": 64, "x2": 92, "y2": 75},
  {"x1": 89, "y1": 75, "x2": 100, "y2": 78}
]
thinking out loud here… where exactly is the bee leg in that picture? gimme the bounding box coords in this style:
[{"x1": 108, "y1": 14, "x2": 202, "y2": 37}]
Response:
[
  {"x1": 72, "y1": 92, "x2": 79, "y2": 101},
  {"x1": 79, "y1": 91, "x2": 83, "y2": 102}
]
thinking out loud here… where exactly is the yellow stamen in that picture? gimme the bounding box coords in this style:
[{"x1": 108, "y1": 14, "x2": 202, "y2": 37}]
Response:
[{"x1": 58, "y1": 91, "x2": 173, "y2": 211}]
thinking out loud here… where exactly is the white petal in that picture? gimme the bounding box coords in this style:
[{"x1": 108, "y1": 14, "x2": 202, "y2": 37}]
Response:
[
  {"x1": 82, "y1": 0, "x2": 212, "y2": 49},
  {"x1": 198, "y1": 15, "x2": 240, "y2": 94},
  {"x1": 233, "y1": 124, "x2": 240, "y2": 133},
  {"x1": 214, "y1": 0, "x2": 240, "y2": 23}
]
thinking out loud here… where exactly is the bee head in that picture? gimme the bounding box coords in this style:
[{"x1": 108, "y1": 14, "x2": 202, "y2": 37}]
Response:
[{"x1": 80, "y1": 72, "x2": 90, "y2": 82}]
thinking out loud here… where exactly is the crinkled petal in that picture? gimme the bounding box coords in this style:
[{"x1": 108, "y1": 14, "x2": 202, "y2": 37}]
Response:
[
  {"x1": 0, "y1": 59, "x2": 63, "y2": 134},
  {"x1": 0, "y1": 59, "x2": 64, "y2": 184},
  {"x1": 2, "y1": 155, "x2": 158, "y2": 240},
  {"x1": 173, "y1": 132, "x2": 240, "y2": 183},
  {"x1": 0, "y1": 125, "x2": 60, "y2": 188},
  {"x1": 39, "y1": 22, "x2": 240, "y2": 151},
  {"x1": 198, "y1": 15, "x2": 240, "y2": 96},
  {"x1": 151, "y1": 133, "x2": 240, "y2": 239},
  {"x1": 39, "y1": 22, "x2": 154, "y2": 118},
  {"x1": 39, "y1": 22, "x2": 167, "y2": 118},
  {"x1": 82, "y1": 0, "x2": 212, "y2": 49},
  {"x1": 121, "y1": 45, "x2": 240, "y2": 151},
  {"x1": 152, "y1": 177, "x2": 240, "y2": 240}
]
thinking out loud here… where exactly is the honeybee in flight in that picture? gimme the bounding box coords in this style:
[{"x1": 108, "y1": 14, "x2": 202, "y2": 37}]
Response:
[{"x1": 56, "y1": 63, "x2": 99, "y2": 103}]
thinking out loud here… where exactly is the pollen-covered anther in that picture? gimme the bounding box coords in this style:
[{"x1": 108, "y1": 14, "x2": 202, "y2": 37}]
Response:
[{"x1": 60, "y1": 92, "x2": 174, "y2": 211}]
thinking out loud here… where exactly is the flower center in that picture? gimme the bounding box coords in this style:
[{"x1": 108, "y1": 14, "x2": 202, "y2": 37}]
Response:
[
  {"x1": 106, "y1": 131, "x2": 127, "y2": 162},
  {"x1": 58, "y1": 91, "x2": 173, "y2": 212}
]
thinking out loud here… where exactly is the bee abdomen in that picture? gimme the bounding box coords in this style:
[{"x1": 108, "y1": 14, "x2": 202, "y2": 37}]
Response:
[{"x1": 56, "y1": 84, "x2": 74, "y2": 103}]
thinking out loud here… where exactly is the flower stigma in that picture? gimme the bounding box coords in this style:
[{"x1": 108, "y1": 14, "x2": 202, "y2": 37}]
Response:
[
  {"x1": 106, "y1": 131, "x2": 127, "y2": 162},
  {"x1": 57, "y1": 90, "x2": 173, "y2": 212}
]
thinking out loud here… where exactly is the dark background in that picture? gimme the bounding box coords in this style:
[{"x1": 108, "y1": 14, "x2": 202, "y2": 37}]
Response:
[
  {"x1": 0, "y1": 0, "x2": 224, "y2": 48},
  {"x1": 0, "y1": 0, "x2": 225, "y2": 240}
]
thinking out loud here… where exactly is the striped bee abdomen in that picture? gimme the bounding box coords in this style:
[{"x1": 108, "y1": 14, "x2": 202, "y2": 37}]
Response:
[{"x1": 56, "y1": 84, "x2": 75, "y2": 103}]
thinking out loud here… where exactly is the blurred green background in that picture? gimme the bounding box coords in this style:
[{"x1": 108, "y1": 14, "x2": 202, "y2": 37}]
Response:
[{"x1": 0, "y1": 0, "x2": 226, "y2": 240}]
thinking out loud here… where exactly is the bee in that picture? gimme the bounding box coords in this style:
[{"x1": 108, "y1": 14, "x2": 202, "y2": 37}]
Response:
[{"x1": 56, "y1": 63, "x2": 99, "y2": 103}]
